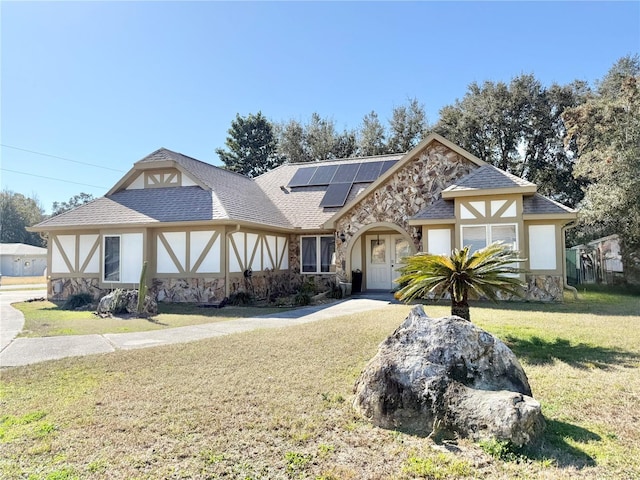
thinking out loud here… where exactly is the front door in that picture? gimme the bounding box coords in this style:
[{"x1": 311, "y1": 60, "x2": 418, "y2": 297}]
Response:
[{"x1": 366, "y1": 234, "x2": 413, "y2": 290}]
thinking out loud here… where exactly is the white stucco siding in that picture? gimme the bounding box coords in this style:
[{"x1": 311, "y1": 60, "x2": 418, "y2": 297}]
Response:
[
  {"x1": 529, "y1": 225, "x2": 557, "y2": 270},
  {"x1": 191, "y1": 231, "x2": 220, "y2": 273},
  {"x1": 248, "y1": 233, "x2": 262, "y2": 271},
  {"x1": 228, "y1": 232, "x2": 288, "y2": 273},
  {"x1": 121, "y1": 233, "x2": 144, "y2": 283},
  {"x1": 51, "y1": 235, "x2": 76, "y2": 273},
  {"x1": 182, "y1": 175, "x2": 198, "y2": 187},
  {"x1": 279, "y1": 237, "x2": 288, "y2": 270},
  {"x1": 427, "y1": 229, "x2": 452, "y2": 255},
  {"x1": 79, "y1": 234, "x2": 99, "y2": 273},
  {"x1": 51, "y1": 240, "x2": 69, "y2": 273},
  {"x1": 126, "y1": 174, "x2": 145, "y2": 189},
  {"x1": 264, "y1": 235, "x2": 277, "y2": 270},
  {"x1": 156, "y1": 233, "x2": 182, "y2": 273},
  {"x1": 229, "y1": 232, "x2": 244, "y2": 273}
]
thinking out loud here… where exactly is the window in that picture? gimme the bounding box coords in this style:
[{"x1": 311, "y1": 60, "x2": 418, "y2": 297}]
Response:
[
  {"x1": 461, "y1": 224, "x2": 517, "y2": 253},
  {"x1": 104, "y1": 236, "x2": 121, "y2": 281},
  {"x1": 301, "y1": 236, "x2": 335, "y2": 273}
]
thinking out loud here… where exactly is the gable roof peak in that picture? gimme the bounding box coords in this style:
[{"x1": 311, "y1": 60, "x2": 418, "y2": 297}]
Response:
[{"x1": 441, "y1": 164, "x2": 537, "y2": 198}]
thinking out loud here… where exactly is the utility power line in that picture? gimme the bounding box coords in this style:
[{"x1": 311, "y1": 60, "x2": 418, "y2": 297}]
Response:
[
  {"x1": 1, "y1": 168, "x2": 108, "y2": 189},
  {"x1": 0, "y1": 144, "x2": 125, "y2": 172}
]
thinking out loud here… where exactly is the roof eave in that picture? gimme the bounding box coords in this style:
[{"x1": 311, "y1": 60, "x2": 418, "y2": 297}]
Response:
[
  {"x1": 29, "y1": 219, "x2": 296, "y2": 234},
  {"x1": 408, "y1": 218, "x2": 456, "y2": 226},
  {"x1": 441, "y1": 186, "x2": 538, "y2": 199},
  {"x1": 523, "y1": 213, "x2": 578, "y2": 221}
]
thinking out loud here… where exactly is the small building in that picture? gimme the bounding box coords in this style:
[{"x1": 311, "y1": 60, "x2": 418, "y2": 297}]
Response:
[
  {"x1": 569, "y1": 234, "x2": 624, "y2": 285},
  {"x1": 29, "y1": 134, "x2": 577, "y2": 302},
  {"x1": 0, "y1": 243, "x2": 48, "y2": 277}
]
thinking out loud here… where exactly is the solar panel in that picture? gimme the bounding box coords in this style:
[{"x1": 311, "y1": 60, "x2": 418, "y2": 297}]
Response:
[
  {"x1": 380, "y1": 160, "x2": 397, "y2": 175},
  {"x1": 331, "y1": 163, "x2": 360, "y2": 184},
  {"x1": 288, "y1": 166, "x2": 317, "y2": 187},
  {"x1": 354, "y1": 161, "x2": 383, "y2": 182},
  {"x1": 309, "y1": 165, "x2": 338, "y2": 185},
  {"x1": 319, "y1": 183, "x2": 352, "y2": 208}
]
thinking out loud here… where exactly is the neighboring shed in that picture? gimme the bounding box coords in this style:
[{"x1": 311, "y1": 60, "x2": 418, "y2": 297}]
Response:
[
  {"x1": 0, "y1": 243, "x2": 48, "y2": 277},
  {"x1": 569, "y1": 234, "x2": 624, "y2": 285}
]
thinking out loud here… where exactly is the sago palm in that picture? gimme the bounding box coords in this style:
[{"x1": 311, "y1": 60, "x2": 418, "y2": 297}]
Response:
[{"x1": 395, "y1": 242, "x2": 526, "y2": 321}]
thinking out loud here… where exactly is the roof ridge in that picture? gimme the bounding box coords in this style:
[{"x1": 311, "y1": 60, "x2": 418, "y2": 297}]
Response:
[{"x1": 286, "y1": 153, "x2": 403, "y2": 166}]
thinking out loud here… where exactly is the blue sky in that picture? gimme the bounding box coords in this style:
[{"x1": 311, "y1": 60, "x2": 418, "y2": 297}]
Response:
[{"x1": 1, "y1": 1, "x2": 638, "y2": 214}]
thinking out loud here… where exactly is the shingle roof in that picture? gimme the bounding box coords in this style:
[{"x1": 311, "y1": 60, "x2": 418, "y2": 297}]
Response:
[
  {"x1": 136, "y1": 149, "x2": 291, "y2": 228},
  {"x1": 34, "y1": 187, "x2": 219, "y2": 227},
  {"x1": 411, "y1": 192, "x2": 576, "y2": 223},
  {"x1": 35, "y1": 149, "x2": 292, "y2": 230},
  {"x1": 523, "y1": 193, "x2": 577, "y2": 215},
  {"x1": 254, "y1": 155, "x2": 403, "y2": 230},
  {"x1": 0, "y1": 243, "x2": 47, "y2": 256},
  {"x1": 33, "y1": 146, "x2": 575, "y2": 232},
  {"x1": 411, "y1": 198, "x2": 455, "y2": 220},
  {"x1": 443, "y1": 164, "x2": 536, "y2": 193}
]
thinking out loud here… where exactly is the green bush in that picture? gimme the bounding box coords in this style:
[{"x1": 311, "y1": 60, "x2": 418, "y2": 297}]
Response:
[
  {"x1": 62, "y1": 293, "x2": 94, "y2": 310},
  {"x1": 228, "y1": 290, "x2": 254, "y2": 306},
  {"x1": 294, "y1": 290, "x2": 311, "y2": 306},
  {"x1": 478, "y1": 438, "x2": 523, "y2": 461}
]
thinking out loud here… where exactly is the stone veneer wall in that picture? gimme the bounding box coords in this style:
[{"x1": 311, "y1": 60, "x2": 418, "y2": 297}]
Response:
[
  {"x1": 150, "y1": 278, "x2": 226, "y2": 303},
  {"x1": 525, "y1": 274, "x2": 564, "y2": 301},
  {"x1": 334, "y1": 141, "x2": 476, "y2": 276},
  {"x1": 49, "y1": 278, "x2": 102, "y2": 302},
  {"x1": 228, "y1": 270, "x2": 300, "y2": 300}
]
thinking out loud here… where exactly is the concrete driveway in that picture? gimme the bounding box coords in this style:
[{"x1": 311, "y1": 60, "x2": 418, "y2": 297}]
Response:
[
  {"x1": 0, "y1": 286, "x2": 46, "y2": 351},
  {"x1": 1, "y1": 288, "x2": 396, "y2": 368}
]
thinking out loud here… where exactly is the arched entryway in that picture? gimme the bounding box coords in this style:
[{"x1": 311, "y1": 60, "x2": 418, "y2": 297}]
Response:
[{"x1": 344, "y1": 222, "x2": 416, "y2": 292}]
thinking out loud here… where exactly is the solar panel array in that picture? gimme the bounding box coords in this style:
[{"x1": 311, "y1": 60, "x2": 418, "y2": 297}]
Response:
[{"x1": 288, "y1": 160, "x2": 398, "y2": 208}]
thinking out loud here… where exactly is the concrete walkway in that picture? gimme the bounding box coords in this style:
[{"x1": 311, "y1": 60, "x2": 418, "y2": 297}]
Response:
[{"x1": 1, "y1": 288, "x2": 395, "y2": 368}]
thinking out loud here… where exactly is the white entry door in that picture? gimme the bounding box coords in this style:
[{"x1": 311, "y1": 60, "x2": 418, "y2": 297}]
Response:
[{"x1": 366, "y1": 234, "x2": 413, "y2": 290}]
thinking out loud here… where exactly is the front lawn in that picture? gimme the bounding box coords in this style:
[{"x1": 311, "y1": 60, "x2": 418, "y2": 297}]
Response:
[
  {"x1": 1, "y1": 289, "x2": 638, "y2": 479},
  {"x1": 13, "y1": 301, "x2": 299, "y2": 337}
]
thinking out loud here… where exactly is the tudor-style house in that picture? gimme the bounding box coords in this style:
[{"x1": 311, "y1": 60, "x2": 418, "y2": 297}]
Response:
[{"x1": 31, "y1": 134, "x2": 577, "y2": 303}]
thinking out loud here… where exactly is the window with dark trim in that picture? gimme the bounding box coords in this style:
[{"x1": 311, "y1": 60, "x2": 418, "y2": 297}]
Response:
[
  {"x1": 104, "y1": 236, "x2": 121, "y2": 282},
  {"x1": 301, "y1": 236, "x2": 335, "y2": 273},
  {"x1": 461, "y1": 224, "x2": 517, "y2": 253}
]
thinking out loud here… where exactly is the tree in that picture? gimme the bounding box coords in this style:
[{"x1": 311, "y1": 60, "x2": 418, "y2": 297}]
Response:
[
  {"x1": 333, "y1": 129, "x2": 358, "y2": 159},
  {"x1": 276, "y1": 113, "x2": 359, "y2": 163},
  {"x1": 51, "y1": 192, "x2": 95, "y2": 216},
  {"x1": 395, "y1": 243, "x2": 526, "y2": 322},
  {"x1": 387, "y1": 98, "x2": 427, "y2": 153},
  {"x1": 0, "y1": 190, "x2": 46, "y2": 247},
  {"x1": 562, "y1": 55, "x2": 640, "y2": 283},
  {"x1": 305, "y1": 113, "x2": 337, "y2": 161},
  {"x1": 216, "y1": 112, "x2": 282, "y2": 177},
  {"x1": 276, "y1": 119, "x2": 306, "y2": 164},
  {"x1": 434, "y1": 74, "x2": 587, "y2": 207},
  {"x1": 358, "y1": 111, "x2": 387, "y2": 156}
]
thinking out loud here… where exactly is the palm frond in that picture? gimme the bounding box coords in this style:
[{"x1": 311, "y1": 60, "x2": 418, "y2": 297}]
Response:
[{"x1": 396, "y1": 241, "x2": 527, "y2": 306}]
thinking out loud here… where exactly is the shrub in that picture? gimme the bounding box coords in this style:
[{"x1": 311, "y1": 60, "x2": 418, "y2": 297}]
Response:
[
  {"x1": 228, "y1": 290, "x2": 254, "y2": 306},
  {"x1": 478, "y1": 438, "x2": 524, "y2": 461},
  {"x1": 294, "y1": 290, "x2": 311, "y2": 306},
  {"x1": 62, "y1": 293, "x2": 94, "y2": 310}
]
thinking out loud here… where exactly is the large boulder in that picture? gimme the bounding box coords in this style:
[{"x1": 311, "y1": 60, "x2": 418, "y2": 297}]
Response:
[
  {"x1": 353, "y1": 305, "x2": 544, "y2": 446},
  {"x1": 96, "y1": 289, "x2": 157, "y2": 317}
]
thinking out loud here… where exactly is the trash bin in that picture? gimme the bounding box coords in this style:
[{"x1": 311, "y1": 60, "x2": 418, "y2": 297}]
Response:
[{"x1": 352, "y1": 270, "x2": 363, "y2": 293}]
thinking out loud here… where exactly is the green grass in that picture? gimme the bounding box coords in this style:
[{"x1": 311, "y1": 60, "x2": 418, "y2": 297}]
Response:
[
  {"x1": 14, "y1": 300, "x2": 298, "y2": 337},
  {"x1": 1, "y1": 289, "x2": 638, "y2": 479}
]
